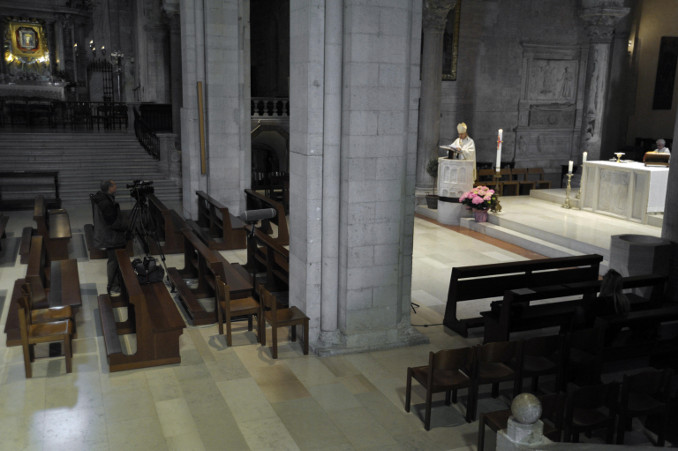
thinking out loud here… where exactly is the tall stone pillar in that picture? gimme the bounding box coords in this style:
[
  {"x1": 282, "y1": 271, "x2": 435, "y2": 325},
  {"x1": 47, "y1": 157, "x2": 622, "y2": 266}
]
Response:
[
  {"x1": 661, "y1": 112, "x2": 678, "y2": 302},
  {"x1": 162, "y1": 1, "x2": 182, "y2": 141},
  {"x1": 579, "y1": 0, "x2": 629, "y2": 160},
  {"x1": 416, "y1": 0, "x2": 455, "y2": 192}
]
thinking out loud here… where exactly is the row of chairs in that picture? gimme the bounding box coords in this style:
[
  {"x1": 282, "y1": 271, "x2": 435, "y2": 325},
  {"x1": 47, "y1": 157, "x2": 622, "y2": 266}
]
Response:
[
  {"x1": 404, "y1": 331, "x2": 675, "y2": 444},
  {"x1": 215, "y1": 276, "x2": 309, "y2": 359},
  {"x1": 479, "y1": 370, "x2": 674, "y2": 449},
  {"x1": 475, "y1": 167, "x2": 551, "y2": 196}
]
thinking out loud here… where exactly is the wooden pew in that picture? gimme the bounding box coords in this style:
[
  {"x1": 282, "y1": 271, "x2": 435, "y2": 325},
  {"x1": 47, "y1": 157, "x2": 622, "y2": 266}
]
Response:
[
  {"x1": 249, "y1": 228, "x2": 289, "y2": 291},
  {"x1": 193, "y1": 190, "x2": 247, "y2": 250},
  {"x1": 167, "y1": 227, "x2": 252, "y2": 325},
  {"x1": 147, "y1": 194, "x2": 185, "y2": 254},
  {"x1": 97, "y1": 249, "x2": 184, "y2": 372},
  {"x1": 244, "y1": 189, "x2": 289, "y2": 245},
  {"x1": 482, "y1": 273, "x2": 668, "y2": 343},
  {"x1": 443, "y1": 254, "x2": 603, "y2": 337},
  {"x1": 4, "y1": 235, "x2": 81, "y2": 346},
  {"x1": 33, "y1": 195, "x2": 72, "y2": 260},
  {"x1": 19, "y1": 226, "x2": 33, "y2": 264}
]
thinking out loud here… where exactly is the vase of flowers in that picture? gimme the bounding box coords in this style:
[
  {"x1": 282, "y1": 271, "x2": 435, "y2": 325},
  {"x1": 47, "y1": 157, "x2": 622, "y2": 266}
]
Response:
[{"x1": 459, "y1": 186, "x2": 501, "y2": 222}]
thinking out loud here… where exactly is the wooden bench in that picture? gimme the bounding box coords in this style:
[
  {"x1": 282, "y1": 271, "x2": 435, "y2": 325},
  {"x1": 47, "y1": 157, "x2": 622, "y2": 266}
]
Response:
[
  {"x1": 595, "y1": 303, "x2": 678, "y2": 363},
  {"x1": 97, "y1": 249, "x2": 184, "y2": 372},
  {"x1": 148, "y1": 194, "x2": 185, "y2": 254},
  {"x1": 0, "y1": 171, "x2": 61, "y2": 210},
  {"x1": 167, "y1": 227, "x2": 252, "y2": 325},
  {"x1": 244, "y1": 189, "x2": 289, "y2": 245},
  {"x1": 482, "y1": 273, "x2": 668, "y2": 343},
  {"x1": 443, "y1": 254, "x2": 603, "y2": 337},
  {"x1": 33, "y1": 195, "x2": 71, "y2": 261},
  {"x1": 19, "y1": 226, "x2": 34, "y2": 264},
  {"x1": 193, "y1": 190, "x2": 247, "y2": 250},
  {"x1": 4, "y1": 235, "x2": 81, "y2": 347}
]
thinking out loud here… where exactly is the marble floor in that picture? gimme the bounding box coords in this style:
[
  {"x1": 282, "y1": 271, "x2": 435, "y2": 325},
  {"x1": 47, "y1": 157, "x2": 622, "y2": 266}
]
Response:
[{"x1": 0, "y1": 198, "x2": 668, "y2": 450}]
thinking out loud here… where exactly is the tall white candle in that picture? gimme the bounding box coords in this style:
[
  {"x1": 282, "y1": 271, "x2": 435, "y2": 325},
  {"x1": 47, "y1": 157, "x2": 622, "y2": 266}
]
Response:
[
  {"x1": 582, "y1": 152, "x2": 587, "y2": 163},
  {"x1": 495, "y1": 129, "x2": 503, "y2": 172},
  {"x1": 568, "y1": 160, "x2": 573, "y2": 174}
]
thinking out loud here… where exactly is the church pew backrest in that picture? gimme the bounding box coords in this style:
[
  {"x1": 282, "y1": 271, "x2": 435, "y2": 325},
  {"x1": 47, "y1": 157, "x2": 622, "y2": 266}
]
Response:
[
  {"x1": 443, "y1": 254, "x2": 603, "y2": 337},
  {"x1": 244, "y1": 189, "x2": 289, "y2": 245}
]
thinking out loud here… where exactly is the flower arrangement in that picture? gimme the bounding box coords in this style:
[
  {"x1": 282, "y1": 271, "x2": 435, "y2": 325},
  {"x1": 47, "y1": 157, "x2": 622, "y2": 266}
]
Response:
[{"x1": 459, "y1": 186, "x2": 501, "y2": 212}]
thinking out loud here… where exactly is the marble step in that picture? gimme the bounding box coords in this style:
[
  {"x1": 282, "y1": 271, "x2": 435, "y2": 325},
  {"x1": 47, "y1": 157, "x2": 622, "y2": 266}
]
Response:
[{"x1": 460, "y1": 215, "x2": 610, "y2": 274}]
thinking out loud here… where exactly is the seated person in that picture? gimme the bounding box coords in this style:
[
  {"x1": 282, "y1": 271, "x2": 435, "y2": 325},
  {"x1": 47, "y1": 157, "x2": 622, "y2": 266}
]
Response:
[{"x1": 643, "y1": 138, "x2": 671, "y2": 162}]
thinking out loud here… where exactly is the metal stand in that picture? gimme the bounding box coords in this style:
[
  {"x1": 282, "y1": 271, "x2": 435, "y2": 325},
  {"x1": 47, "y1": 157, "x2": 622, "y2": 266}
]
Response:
[
  {"x1": 493, "y1": 172, "x2": 501, "y2": 197},
  {"x1": 562, "y1": 173, "x2": 573, "y2": 209}
]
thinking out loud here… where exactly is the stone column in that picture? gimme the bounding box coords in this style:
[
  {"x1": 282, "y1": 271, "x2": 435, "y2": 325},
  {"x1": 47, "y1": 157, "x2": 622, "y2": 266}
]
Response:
[
  {"x1": 416, "y1": 0, "x2": 455, "y2": 193},
  {"x1": 578, "y1": 0, "x2": 629, "y2": 160},
  {"x1": 163, "y1": 1, "x2": 183, "y2": 141},
  {"x1": 661, "y1": 113, "x2": 678, "y2": 302}
]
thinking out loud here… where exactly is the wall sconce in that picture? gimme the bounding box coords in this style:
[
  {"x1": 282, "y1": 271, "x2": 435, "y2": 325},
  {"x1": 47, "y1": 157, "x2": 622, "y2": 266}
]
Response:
[{"x1": 101, "y1": 45, "x2": 106, "y2": 56}]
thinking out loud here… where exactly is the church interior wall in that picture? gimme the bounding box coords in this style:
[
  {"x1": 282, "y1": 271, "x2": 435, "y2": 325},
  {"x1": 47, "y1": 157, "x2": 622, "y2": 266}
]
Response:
[
  {"x1": 440, "y1": 0, "x2": 586, "y2": 179},
  {"x1": 625, "y1": 0, "x2": 678, "y2": 145}
]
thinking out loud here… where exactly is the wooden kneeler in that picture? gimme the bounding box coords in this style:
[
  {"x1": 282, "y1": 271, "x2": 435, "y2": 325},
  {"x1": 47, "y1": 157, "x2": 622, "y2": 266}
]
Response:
[{"x1": 17, "y1": 295, "x2": 73, "y2": 378}]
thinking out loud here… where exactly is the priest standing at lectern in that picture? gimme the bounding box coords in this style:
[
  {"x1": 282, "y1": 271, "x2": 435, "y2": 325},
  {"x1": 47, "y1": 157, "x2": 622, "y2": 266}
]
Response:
[{"x1": 449, "y1": 122, "x2": 476, "y2": 179}]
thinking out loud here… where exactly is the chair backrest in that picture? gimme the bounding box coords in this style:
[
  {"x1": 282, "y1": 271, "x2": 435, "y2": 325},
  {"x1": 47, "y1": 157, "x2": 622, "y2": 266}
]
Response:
[
  {"x1": 540, "y1": 392, "x2": 566, "y2": 433},
  {"x1": 567, "y1": 382, "x2": 619, "y2": 412},
  {"x1": 621, "y1": 369, "x2": 673, "y2": 400},
  {"x1": 527, "y1": 167, "x2": 546, "y2": 179},
  {"x1": 259, "y1": 285, "x2": 279, "y2": 317},
  {"x1": 431, "y1": 347, "x2": 474, "y2": 374},
  {"x1": 511, "y1": 168, "x2": 528, "y2": 180},
  {"x1": 522, "y1": 334, "x2": 563, "y2": 358},
  {"x1": 477, "y1": 341, "x2": 520, "y2": 365},
  {"x1": 215, "y1": 275, "x2": 231, "y2": 305},
  {"x1": 22, "y1": 275, "x2": 48, "y2": 309}
]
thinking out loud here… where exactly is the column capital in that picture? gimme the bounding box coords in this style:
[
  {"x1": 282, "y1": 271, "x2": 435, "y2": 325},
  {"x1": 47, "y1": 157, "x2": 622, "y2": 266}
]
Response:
[
  {"x1": 579, "y1": 0, "x2": 629, "y2": 43},
  {"x1": 423, "y1": 0, "x2": 455, "y2": 32}
]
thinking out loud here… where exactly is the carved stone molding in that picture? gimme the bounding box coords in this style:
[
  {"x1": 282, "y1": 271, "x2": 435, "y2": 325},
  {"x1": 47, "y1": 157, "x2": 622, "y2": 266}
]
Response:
[
  {"x1": 579, "y1": 3, "x2": 629, "y2": 43},
  {"x1": 423, "y1": 0, "x2": 455, "y2": 31}
]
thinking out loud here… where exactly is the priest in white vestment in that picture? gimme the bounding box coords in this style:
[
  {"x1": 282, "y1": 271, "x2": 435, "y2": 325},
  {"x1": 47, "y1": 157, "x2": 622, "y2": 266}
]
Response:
[{"x1": 449, "y1": 122, "x2": 476, "y2": 179}]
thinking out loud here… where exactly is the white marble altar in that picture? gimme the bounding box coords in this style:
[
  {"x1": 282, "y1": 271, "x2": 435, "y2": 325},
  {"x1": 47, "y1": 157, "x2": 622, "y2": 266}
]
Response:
[{"x1": 580, "y1": 160, "x2": 669, "y2": 223}]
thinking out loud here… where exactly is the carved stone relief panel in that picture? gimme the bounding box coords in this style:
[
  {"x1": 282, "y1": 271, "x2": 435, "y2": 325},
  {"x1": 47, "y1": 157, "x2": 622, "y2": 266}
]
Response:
[
  {"x1": 526, "y1": 59, "x2": 579, "y2": 103},
  {"x1": 529, "y1": 103, "x2": 576, "y2": 129}
]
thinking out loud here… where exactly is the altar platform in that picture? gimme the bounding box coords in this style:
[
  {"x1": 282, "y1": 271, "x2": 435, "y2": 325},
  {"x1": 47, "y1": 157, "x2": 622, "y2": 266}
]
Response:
[{"x1": 416, "y1": 189, "x2": 663, "y2": 273}]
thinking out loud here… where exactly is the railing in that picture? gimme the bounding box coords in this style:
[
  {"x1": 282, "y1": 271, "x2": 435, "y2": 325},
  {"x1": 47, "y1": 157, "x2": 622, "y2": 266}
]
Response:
[
  {"x1": 133, "y1": 108, "x2": 160, "y2": 160},
  {"x1": 251, "y1": 97, "x2": 289, "y2": 118}
]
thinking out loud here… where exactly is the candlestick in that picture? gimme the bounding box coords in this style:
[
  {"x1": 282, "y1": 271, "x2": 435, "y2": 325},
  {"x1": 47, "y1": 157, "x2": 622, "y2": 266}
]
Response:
[
  {"x1": 568, "y1": 160, "x2": 573, "y2": 174},
  {"x1": 562, "y1": 173, "x2": 573, "y2": 209},
  {"x1": 496, "y1": 129, "x2": 503, "y2": 171}
]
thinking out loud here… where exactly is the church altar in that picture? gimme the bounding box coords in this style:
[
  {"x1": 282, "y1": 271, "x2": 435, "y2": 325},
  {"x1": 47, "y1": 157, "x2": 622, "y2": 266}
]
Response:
[
  {"x1": 0, "y1": 83, "x2": 66, "y2": 101},
  {"x1": 580, "y1": 160, "x2": 669, "y2": 223}
]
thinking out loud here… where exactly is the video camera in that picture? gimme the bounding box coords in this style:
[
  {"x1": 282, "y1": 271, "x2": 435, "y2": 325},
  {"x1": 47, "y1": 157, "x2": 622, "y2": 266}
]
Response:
[{"x1": 127, "y1": 180, "x2": 154, "y2": 200}]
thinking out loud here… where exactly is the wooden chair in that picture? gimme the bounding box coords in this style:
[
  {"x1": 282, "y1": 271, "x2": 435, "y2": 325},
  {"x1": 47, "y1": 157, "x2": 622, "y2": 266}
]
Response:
[
  {"x1": 518, "y1": 334, "x2": 564, "y2": 394},
  {"x1": 405, "y1": 347, "x2": 474, "y2": 429},
  {"x1": 527, "y1": 167, "x2": 552, "y2": 189},
  {"x1": 469, "y1": 341, "x2": 522, "y2": 421},
  {"x1": 563, "y1": 382, "x2": 619, "y2": 443},
  {"x1": 21, "y1": 278, "x2": 75, "y2": 337},
  {"x1": 258, "y1": 286, "x2": 309, "y2": 359},
  {"x1": 215, "y1": 275, "x2": 260, "y2": 347},
  {"x1": 475, "y1": 168, "x2": 496, "y2": 188},
  {"x1": 477, "y1": 392, "x2": 564, "y2": 451},
  {"x1": 499, "y1": 168, "x2": 519, "y2": 196},
  {"x1": 17, "y1": 294, "x2": 73, "y2": 378},
  {"x1": 616, "y1": 369, "x2": 673, "y2": 446},
  {"x1": 510, "y1": 168, "x2": 536, "y2": 195}
]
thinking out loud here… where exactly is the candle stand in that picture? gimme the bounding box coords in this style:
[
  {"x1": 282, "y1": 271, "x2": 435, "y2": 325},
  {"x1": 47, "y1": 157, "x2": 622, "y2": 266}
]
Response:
[
  {"x1": 562, "y1": 173, "x2": 573, "y2": 209},
  {"x1": 493, "y1": 172, "x2": 501, "y2": 197}
]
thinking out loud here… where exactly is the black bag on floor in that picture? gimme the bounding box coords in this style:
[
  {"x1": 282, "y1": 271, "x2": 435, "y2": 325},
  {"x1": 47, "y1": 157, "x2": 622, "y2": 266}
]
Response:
[{"x1": 132, "y1": 256, "x2": 165, "y2": 284}]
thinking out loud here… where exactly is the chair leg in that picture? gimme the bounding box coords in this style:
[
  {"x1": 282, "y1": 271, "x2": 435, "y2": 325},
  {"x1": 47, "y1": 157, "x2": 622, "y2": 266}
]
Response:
[
  {"x1": 226, "y1": 318, "x2": 233, "y2": 347},
  {"x1": 405, "y1": 368, "x2": 413, "y2": 412},
  {"x1": 217, "y1": 307, "x2": 224, "y2": 335},
  {"x1": 291, "y1": 324, "x2": 297, "y2": 342},
  {"x1": 302, "y1": 320, "x2": 309, "y2": 355},
  {"x1": 478, "y1": 414, "x2": 487, "y2": 451},
  {"x1": 424, "y1": 386, "x2": 433, "y2": 431},
  {"x1": 452, "y1": 388, "x2": 458, "y2": 404},
  {"x1": 271, "y1": 326, "x2": 278, "y2": 359},
  {"x1": 22, "y1": 342, "x2": 32, "y2": 378},
  {"x1": 616, "y1": 414, "x2": 626, "y2": 444},
  {"x1": 64, "y1": 336, "x2": 72, "y2": 373},
  {"x1": 247, "y1": 315, "x2": 253, "y2": 332},
  {"x1": 492, "y1": 382, "x2": 499, "y2": 398},
  {"x1": 445, "y1": 389, "x2": 451, "y2": 406}
]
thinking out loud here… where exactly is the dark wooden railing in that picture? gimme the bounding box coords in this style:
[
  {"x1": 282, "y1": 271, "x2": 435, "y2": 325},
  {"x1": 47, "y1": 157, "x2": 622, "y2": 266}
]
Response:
[
  {"x1": 0, "y1": 99, "x2": 129, "y2": 130},
  {"x1": 133, "y1": 108, "x2": 160, "y2": 160}
]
